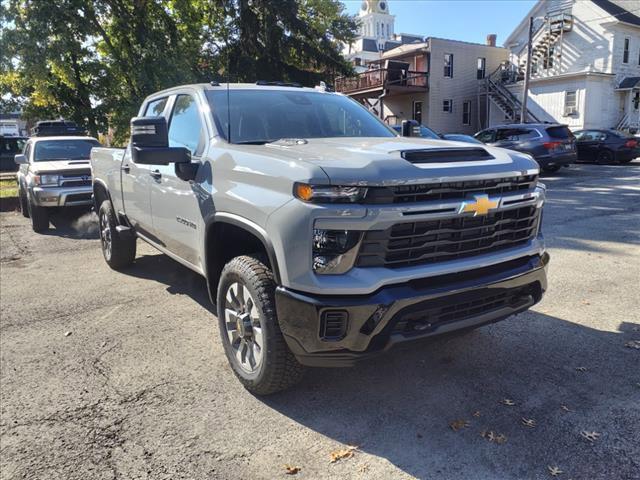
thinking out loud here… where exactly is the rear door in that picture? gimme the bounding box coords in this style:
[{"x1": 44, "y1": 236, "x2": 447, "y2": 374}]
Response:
[
  {"x1": 149, "y1": 92, "x2": 207, "y2": 269},
  {"x1": 574, "y1": 130, "x2": 599, "y2": 161},
  {"x1": 121, "y1": 97, "x2": 169, "y2": 237}
]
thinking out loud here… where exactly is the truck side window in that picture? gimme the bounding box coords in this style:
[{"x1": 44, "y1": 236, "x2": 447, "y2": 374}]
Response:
[
  {"x1": 168, "y1": 94, "x2": 203, "y2": 155},
  {"x1": 475, "y1": 130, "x2": 494, "y2": 143},
  {"x1": 144, "y1": 97, "x2": 168, "y2": 117}
]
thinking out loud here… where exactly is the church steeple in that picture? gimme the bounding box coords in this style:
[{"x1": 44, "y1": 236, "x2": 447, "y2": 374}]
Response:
[{"x1": 358, "y1": 0, "x2": 394, "y2": 42}]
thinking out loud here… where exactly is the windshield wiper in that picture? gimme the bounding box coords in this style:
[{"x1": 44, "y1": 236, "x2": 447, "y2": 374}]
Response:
[{"x1": 233, "y1": 138, "x2": 285, "y2": 145}]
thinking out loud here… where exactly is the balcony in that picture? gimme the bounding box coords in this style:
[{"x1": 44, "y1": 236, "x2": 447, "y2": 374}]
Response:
[{"x1": 335, "y1": 68, "x2": 428, "y2": 99}]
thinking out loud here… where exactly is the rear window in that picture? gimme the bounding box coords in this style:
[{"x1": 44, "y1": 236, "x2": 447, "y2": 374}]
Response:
[
  {"x1": 609, "y1": 130, "x2": 634, "y2": 138},
  {"x1": 496, "y1": 128, "x2": 540, "y2": 141},
  {"x1": 546, "y1": 126, "x2": 574, "y2": 139}
]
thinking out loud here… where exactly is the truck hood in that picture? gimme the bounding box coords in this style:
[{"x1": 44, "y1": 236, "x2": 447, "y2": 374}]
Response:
[
  {"x1": 30, "y1": 160, "x2": 91, "y2": 174},
  {"x1": 259, "y1": 137, "x2": 538, "y2": 185}
]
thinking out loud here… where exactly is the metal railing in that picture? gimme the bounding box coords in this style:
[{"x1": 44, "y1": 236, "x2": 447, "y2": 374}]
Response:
[{"x1": 335, "y1": 68, "x2": 428, "y2": 94}]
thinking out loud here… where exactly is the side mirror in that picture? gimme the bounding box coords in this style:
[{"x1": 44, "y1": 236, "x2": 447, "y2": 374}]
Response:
[
  {"x1": 401, "y1": 119, "x2": 420, "y2": 137},
  {"x1": 130, "y1": 116, "x2": 191, "y2": 165},
  {"x1": 14, "y1": 154, "x2": 27, "y2": 165}
]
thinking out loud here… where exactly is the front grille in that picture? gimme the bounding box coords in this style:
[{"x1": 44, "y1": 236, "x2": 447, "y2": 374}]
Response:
[
  {"x1": 59, "y1": 169, "x2": 92, "y2": 188},
  {"x1": 357, "y1": 206, "x2": 540, "y2": 268},
  {"x1": 65, "y1": 193, "x2": 92, "y2": 203},
  {"x1": 364, "y1": 175, "x2": 537, "y2": 204},
  {"x1": 391, "y1": 285, "x2": 535, "y2": 336}
]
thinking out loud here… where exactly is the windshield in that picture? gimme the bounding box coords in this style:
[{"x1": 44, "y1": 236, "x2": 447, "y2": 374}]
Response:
[
  {"x1": 206, "y1": 89, "x2": 395, "y2": 144},
  {"x1": 34, "y1": 139, "x2": 100, "y2": 161}
]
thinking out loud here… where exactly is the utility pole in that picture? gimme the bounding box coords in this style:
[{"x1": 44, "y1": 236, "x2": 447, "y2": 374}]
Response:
[{"x1": 521, "y1": 16, "x2": 534, "y2": 123}]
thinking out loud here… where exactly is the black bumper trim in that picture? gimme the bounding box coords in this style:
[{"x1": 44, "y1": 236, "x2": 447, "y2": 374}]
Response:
[{"x1": 276, "y1": 253, "x2": 549, "y2": 367}]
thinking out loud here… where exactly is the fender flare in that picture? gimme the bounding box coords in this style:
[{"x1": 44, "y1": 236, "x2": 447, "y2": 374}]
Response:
[{"x1": 204, "y1": 212, "x2": 282, "y2": 286}]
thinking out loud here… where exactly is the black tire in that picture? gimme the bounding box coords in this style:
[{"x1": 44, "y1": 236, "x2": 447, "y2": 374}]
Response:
[
  {"x1": 542, "y1": 164, "x2": 561, "y2": 173},
  {"x1": 217, "y1": 255, "x2": 304, "y2": 395},
  {"x1": 98, "y1": 200, "x2": 136, "y2": 269},
  {"x1": 19, "y1": 186, "x2": 29, "y2": 218},
  {"x1": 27, "y1": 198, "x2": 49, "y2": 232},
  {"x1": 596, "y1": 149, "x2": 614, "y2": 164},
  {"x1": 618, "y1": 156, "x2": 635, "y2": 164}
]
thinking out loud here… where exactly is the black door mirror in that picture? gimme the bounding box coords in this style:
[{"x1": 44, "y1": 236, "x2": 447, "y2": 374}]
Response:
[
  {"x1": 130, "y1": 116, "x2": 191, "y2": 165},
  {"x1": 401, "y1": 120, "x2": 420, "y2": 137}
]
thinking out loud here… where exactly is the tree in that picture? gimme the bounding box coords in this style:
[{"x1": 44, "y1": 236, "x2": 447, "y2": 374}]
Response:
[{"x1": 0, "y1": 0, "x2": 356, "y2": 142}]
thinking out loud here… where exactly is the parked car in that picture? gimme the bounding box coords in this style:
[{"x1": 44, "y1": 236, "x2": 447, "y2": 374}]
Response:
[
  {"x1": 15, "y1": 135, "x2": 100, "y2": 232},
  {"x1": 441, "y1": 133, "x2": 483, "y2": 144},
  {"x1": 0, "y1": 120, "x2": 21, "y2": 137},
  {"x1": 390, "y1": 124, "x2": 441, "y2": 139},
  {"x1": 474, "y1": 123, "x2": 577, "y2": 173},
  {"x1": 91, "y1": 82, "x2": 548, "y2": 395},
  {"x1": 1, "y1": 135, "x2": 27, "y2": 172},
  {"x1": 573, "y1": 129, "x2": 639, "y2": 164}
]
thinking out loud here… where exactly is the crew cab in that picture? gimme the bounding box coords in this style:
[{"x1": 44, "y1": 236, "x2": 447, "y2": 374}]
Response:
[
  {"x1": 91, "y1": 83, "x2": 549, "y2": 394},
  {"x1": 16, "y1": 135, "x2": 100, "y2": 232}
]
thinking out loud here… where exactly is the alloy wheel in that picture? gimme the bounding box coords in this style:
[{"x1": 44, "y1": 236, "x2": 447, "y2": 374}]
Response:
[
  {"x1": 100, "y1": 211, "x2": 112, "y2": 260},
  {"x1": 223, "y1": 282, "x2": 263, "y2": 373}
]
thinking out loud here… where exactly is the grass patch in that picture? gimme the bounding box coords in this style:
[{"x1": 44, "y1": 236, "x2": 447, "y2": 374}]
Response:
[{"x1": 0, "y1": 178, "x2": 18, "y2": 199}]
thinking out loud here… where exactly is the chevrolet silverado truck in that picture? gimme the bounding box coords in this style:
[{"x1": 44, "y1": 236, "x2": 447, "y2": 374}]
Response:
[
  {"x1": 16, "y1": 134, "x2": 100, "y2": 232},
  {"x1": 91, "y1": 83, "x2": 549, "y2": 394}
]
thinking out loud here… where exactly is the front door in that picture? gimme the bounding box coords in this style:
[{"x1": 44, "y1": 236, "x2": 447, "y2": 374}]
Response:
[
  {"x1": 150, "y1": 93, "x2": 205, "y2": 269},
  {"x1": 121, "y1": 97, "x2": 170, "y2": 236}
]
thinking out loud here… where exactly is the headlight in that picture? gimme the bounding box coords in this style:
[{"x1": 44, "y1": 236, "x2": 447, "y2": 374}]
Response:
[
  {"x1": 312, "y1": 229, "x2": 362, "y2": 274},
  {"x1": 34, "y1": 174, "x2": 60, "y2": 186},
  {"x1": 294, "y1": 183, "x2": 367, "y2": 203}
]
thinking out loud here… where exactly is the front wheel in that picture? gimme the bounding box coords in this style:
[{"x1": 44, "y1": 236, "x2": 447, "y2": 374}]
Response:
[
  {"x1": 27, "y1": 199, "x2": 49, "y2": 232},
  {"x1": 98, "y1": 200, "x2": 136, "y2": 269},
  {"x1": 19, "y1": 187, "x2": 29, "y2": 218},
  {"x1": 596, "y1": 150, "x2": 614, "y2": 164},
  {"x1": 217, "y1": 255, "x2": 304, "y2": 395}
]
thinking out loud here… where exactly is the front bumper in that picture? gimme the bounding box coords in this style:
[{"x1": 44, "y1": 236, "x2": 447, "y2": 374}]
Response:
[
  {"x1": 276, "y1": 253, "x2": 549, "y2": 367},
  {"x1": 31, "y1": 186, "x2": 93, "y2": 207}
]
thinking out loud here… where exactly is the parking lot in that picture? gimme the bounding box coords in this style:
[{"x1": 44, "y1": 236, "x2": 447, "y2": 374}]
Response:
[{"x1": 1, "y1": 162, "x2": 639, "y2": 480}]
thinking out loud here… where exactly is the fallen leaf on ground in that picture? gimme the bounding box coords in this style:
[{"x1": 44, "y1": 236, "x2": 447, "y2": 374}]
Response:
[
  {"x1": 548, "y1": 465, "x2": 563, "y2": 476},
  {"x1": 329, "y1": 445, "x2": 358, "y2": 463},
  {"x1": 575, "y1": 366, "x2": 587, "y2": 372},
  {"x1": 283, "y1": 465, "x2": 300, "y2": 475},
  {"x1": 472, "y1": 410, "x2": 481, "y2": 417},
  {"x1": 521, "y1": 418, "x2": 536, "y2": 428},
  {"x1": 358, "y1": 464, "x2": 369, "y2": 473},
  {"x1": 580, "y1": 430, "x2": 600, "y2": 442},
  {"x1": 501, "y1": 399, "x2": 516, "y2": 406},
  {"x1": 560, "y1": 405, "x2": 572, "y2": 412},
  {"x1": 64, "y1": 331, "x2": 72, "y2": 337},
  {"x1": 625, "y1": 340, "x2": 640, "y2": 349},
  {"x1": 481, "y1": 430, "x2": 507, "y2": 444},
  {"x1": 582, "y1": 300, "x2": 591, "y2": 305},
  {"x1": 449, "y1": 419, "x2": 470, "y2": 431}
]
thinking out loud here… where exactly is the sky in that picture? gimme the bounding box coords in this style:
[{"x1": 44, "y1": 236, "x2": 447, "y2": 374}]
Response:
[{"x1": 341, "y1": 0, "x2": 538, "y2": 46}]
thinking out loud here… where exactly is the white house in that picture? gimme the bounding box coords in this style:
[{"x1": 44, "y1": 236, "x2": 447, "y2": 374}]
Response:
[{"x1": 492, "y1": 0, "x2": 640, "y2": 132}]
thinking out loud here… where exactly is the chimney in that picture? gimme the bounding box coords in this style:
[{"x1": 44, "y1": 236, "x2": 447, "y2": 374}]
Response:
[{"x1": 486, "y1": 34, "x2": 497, "y2": 47}]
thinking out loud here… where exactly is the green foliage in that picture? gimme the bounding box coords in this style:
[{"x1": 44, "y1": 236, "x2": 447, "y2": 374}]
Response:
[{"x1": 0, "y1": 0, "x2": 356, "y2": 143}]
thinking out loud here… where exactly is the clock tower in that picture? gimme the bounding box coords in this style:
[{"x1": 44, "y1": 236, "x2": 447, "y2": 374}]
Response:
[{"x1": 358, "y1": 0, "x2": 395, "y2": 47}]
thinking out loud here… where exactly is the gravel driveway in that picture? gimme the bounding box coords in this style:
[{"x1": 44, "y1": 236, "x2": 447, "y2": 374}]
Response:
[{"x1": 1, "y1": 162, "x2": 639, "y2": 480}]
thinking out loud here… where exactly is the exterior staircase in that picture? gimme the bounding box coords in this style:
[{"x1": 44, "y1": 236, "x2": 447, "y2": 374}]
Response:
[
  {"x1": 518, "y1": 13, "x2": 573, "y2": 77},
  {"x1": 480, "y1": 63, "x2": 540, "y2": 123}
]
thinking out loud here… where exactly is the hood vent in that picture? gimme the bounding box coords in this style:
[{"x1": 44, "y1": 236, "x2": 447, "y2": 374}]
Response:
[{"x1": 401, "y1": 148, "x2": 494, "y2": 164}]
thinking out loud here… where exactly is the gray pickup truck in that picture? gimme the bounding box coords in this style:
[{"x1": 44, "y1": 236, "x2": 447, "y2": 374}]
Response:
[{"x1": 91, "y1": 82, "x2": 549, "y2": 394}]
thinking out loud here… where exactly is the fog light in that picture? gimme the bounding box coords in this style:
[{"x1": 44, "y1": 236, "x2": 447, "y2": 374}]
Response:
[{"x1": 312, "y1": 229, "x2": 361, "y2": 274}]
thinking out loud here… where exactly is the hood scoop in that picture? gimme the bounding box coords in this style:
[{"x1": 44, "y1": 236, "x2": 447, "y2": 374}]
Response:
[{"x1": 401, "y1": 148, "x2": 494, "y2": 164}]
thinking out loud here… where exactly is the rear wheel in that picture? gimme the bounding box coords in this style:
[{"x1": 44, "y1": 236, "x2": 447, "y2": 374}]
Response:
[
  {"x1": 98, "y1": 200, "x2": 136, "y2": 269},
  {"x1": 596, "y1": 150, "x2": 614, "y2": 164},
  {"x1": 542, "y1": 165, "x2": 561, "y2": 173},
  {"x1": 217, "y1": 255, "x2": 304, "y2": 395},
  {"x1": 27, "y1": 198, "x2": 49, "y2": 232}
]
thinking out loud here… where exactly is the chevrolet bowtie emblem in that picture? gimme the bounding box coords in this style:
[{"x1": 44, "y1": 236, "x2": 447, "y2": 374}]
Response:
[{"x1": 459, "y1": 194, "x2": 499, "y2": 216}]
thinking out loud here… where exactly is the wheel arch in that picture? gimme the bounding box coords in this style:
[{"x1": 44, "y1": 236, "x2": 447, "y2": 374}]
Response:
[{"x1": 204, "y1": 213, "x2": 281, "y2": 303}]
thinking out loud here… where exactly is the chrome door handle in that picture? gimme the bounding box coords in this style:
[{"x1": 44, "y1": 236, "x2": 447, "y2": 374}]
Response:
[
  {"x1": 121, "y1": 164, "x2": 130, "y2": 174},
  {"x1": 150, "y1": 170, "x2": 162, "y2": 180}
]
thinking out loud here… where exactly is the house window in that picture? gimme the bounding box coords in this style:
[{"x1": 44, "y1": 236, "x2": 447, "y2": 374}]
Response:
[
  {"x1": 387, "y1": 24, "x2": 390, "y2": 38},
  {"x1": 462, "y1": 101, "x2": 471, "y2": 125},
  {"x1": 623, "y1": 37, "x2": 630, "y2": 64},
  {"x1": 443, "y1": 99, "x2": 453, "y2": 113},
  {"x1": 543, "y1": 46, "x2": 555, "y2": 69},
  {"x1": 413, "y1": 101, "x2": 423, "y2": 124},
  {"x1": 477, "y1": 57, "x2": 486, "y2": 79},
  {"x1": 444, "y1": 53, "x2": 453, "y2": 77},
  {"x1": 633, "y1": 91, "x2": 639, "y2": 110},
  {"x1": 564, "y1": 90, "x2": 577, "y2": 116},
  {"x1": 377, "y1": 22, "x2": 380, "y2": 37}
]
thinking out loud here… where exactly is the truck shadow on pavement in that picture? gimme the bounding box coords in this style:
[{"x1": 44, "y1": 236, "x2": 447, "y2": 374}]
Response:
[{"x1": 262, "y1": 313, "x2": 640, "y2": 479}]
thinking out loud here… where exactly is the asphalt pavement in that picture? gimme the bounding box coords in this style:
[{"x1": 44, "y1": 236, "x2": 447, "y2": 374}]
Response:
[{"x1": 1, "y1": 161, "x2": 639, "y2": 480}]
